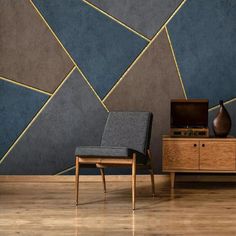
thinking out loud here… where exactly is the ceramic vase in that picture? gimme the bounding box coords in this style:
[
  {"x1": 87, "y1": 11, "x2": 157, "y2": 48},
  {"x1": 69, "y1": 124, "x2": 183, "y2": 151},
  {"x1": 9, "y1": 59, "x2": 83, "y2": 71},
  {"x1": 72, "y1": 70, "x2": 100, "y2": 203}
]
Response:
[{"x1": 212, "y1": 100, "x2": 231, "y2": 137}]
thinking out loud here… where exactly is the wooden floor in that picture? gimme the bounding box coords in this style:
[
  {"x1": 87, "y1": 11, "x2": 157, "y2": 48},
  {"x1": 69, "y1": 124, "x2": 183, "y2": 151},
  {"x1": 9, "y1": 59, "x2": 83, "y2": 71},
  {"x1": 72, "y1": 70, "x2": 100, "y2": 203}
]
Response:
[{"x1": 0, "y1": 178, "x2": 236, "y2": 236}]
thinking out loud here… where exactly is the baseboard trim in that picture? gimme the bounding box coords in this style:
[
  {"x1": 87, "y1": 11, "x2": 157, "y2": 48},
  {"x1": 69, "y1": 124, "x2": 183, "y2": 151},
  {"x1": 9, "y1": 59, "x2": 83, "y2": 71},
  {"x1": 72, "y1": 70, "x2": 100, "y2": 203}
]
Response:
[{"x1": 0, "y1": 174, "x2": 236, "y2": 183}]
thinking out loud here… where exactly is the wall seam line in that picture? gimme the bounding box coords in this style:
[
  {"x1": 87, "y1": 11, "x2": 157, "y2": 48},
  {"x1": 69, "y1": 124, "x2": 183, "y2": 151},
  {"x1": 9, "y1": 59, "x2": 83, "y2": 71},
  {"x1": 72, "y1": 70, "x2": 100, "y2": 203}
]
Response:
[
  {"x1": 209, "y1": 98, "x2": 236, "y2": 111},
  {"x1": 102, "y1": 0, "x2": 187, "y2": 102},
  {"x1": 165, "y1": 26, "x2": 187, "y2": 99},
  {"x1": 0, "y1": 66, "x2": 76, "y2": 165},
  {"x1": 29, "y1": 0, "x2": 108, "y2": 112},
  {"x1": 83, "y1": 0, "x2": 151, "y2": 42},
  {"x1": 0, "y1": 76, "x2": 52, "y2": 96}
]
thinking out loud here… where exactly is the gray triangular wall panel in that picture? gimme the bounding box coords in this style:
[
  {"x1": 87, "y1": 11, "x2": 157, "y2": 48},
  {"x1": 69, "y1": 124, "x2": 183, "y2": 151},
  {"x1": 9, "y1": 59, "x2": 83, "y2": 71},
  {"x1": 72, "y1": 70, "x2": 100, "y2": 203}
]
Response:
[
  {"x1": 0, "y1": 69, "x2": 108, "y2": 174},
  {"x1": 87, "y1": 0, "x2": 183, "y2": 38}
]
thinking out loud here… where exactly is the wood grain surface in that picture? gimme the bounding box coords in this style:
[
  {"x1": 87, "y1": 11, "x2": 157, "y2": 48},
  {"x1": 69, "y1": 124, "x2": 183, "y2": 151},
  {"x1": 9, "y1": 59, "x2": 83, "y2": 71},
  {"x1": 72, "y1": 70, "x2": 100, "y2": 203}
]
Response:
[
  {"x1": 200, "y1": 141, "x2": 236, "y2": 170},
  {"x1": 0, "y1": 180, "x2": 236, "y2": 235},
  {"x1": 163, "y1": 140, "x2": 199, "y2": 170}
]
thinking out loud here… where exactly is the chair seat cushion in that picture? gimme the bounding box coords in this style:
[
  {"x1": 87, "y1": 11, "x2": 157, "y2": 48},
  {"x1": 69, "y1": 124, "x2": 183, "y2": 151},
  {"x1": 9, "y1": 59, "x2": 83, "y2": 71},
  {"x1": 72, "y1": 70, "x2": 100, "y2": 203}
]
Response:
[{"x1": 75, "y1": 146, "x2": 147, "y2": 164}]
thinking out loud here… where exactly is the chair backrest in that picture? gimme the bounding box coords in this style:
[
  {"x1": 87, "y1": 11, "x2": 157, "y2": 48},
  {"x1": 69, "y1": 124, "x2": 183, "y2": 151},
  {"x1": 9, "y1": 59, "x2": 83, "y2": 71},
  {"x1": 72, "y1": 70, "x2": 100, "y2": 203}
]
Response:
[{"x1": 101, "y1": 112, "x2": 153, "y2": 155}]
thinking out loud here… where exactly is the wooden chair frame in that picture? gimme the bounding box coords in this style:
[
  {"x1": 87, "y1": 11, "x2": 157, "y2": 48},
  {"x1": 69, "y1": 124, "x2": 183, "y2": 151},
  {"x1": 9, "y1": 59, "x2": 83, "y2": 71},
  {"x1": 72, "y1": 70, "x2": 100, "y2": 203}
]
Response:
[{"x1": 75, "y1": 149, "x2": 155, "y2": 210}]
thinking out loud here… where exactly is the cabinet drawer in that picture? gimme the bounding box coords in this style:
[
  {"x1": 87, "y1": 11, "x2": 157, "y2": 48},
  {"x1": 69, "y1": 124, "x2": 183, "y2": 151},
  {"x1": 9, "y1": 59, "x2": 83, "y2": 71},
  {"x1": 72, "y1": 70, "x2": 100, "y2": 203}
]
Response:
[
  {"x1": 200, "y1": 141, "x2": 236, "y2": 170},
  {"x1": 163, "y1": 140, "x2": 199, "y2": 170}
]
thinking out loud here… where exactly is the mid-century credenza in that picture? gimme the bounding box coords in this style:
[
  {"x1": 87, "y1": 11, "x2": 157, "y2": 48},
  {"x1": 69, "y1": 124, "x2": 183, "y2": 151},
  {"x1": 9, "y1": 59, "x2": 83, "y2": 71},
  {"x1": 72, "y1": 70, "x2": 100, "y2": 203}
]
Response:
[{"x1": 162, "y1": 136, "x2": 236, "y2": 187}]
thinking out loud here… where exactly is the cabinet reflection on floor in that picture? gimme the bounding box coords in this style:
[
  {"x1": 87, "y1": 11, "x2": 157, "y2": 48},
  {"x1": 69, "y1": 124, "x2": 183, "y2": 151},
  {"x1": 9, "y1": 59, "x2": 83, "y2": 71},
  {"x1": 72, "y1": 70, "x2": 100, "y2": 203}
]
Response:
[{"x1": 0, "y1": 179, "x2": 236, "y2": 236}]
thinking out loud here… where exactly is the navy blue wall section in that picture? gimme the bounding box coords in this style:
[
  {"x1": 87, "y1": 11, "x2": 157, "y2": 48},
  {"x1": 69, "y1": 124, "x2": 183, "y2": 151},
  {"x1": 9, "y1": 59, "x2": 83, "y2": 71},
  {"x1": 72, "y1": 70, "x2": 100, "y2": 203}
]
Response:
[
  {"x1": 0, "y1": 80, "x2": 48, "y2": 160},
  {"x1": 0, "y1": 69, "x2": 108, "y2": 174},
  {"x1": 87, "y1": 0, "x2": 183, "y2": 39},
  {"x1": 168, "y1": 0, "x2": 236, "y2": 107},
  {"x1": 33, "y1": 0, "x2": 147, "y2": 99}
]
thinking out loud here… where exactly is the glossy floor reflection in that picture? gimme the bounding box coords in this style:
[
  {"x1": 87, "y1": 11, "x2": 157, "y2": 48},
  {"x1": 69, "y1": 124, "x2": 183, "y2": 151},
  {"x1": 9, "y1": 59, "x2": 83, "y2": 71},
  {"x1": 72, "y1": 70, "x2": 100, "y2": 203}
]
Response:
[{"x1": 0, "y1": 179, "x2": 236, "y2": 235}]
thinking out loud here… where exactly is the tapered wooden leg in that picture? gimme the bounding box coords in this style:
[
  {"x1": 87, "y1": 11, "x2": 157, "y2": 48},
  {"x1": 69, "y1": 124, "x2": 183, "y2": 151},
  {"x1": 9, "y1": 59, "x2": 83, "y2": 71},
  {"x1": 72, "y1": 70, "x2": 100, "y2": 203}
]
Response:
[
  {"x1": 132, "y1": 153, "x2": 136, "y2": 210},
  {"x1": 170, "y1": 172, "x2": 175, "y2": 189},
  {"x1": 149, "y1": 169, "x2": 155, "y2": 197},
  {"x1": 100, "y1": 168, "x2": 106, "y2": 193},
  {"x1": 147, "y1": 149, "x2": 155, "y2": 197},
  {"x1": 75, "y1": 156, "x2": 80, "y2": 205}
]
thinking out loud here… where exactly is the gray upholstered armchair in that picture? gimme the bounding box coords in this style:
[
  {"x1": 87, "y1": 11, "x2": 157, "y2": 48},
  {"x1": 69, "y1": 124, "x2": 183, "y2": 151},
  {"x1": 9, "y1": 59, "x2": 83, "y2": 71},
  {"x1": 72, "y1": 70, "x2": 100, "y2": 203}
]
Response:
[{"x1": 75, "y1": 112, "x2": 155, "y2": 210}]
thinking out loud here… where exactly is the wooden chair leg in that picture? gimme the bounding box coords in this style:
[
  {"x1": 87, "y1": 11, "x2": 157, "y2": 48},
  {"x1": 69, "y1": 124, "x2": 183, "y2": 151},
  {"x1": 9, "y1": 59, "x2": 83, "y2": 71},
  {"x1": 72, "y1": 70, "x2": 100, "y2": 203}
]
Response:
[
  {"x1": 100, "y1": 168, "x2": 106, "y2": 193},
  {"x1": 75, "y1": 156, "x2": 80, "y2": 205},
  {"x1": 149, "y1": 169, "x2": 155, "y2": 197},
  {"x1": 132, "y1": 153, "x2": 136, "y2": 210},
  {"x1": 147, "y1": 149, "x2": 155, "y2": 196}
]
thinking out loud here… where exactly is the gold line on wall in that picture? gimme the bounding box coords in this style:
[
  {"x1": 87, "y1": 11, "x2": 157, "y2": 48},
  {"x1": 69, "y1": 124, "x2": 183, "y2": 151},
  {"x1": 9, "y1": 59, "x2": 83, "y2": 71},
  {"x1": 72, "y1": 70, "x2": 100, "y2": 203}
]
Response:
[
  {"x1": 165, "y1": 27, "x2": 187, "y2": 99},
  {"x1": 103, "y1": 0, "x2": 187, "y2": 102},
  {"x1": 208, "y1": 98, "x2": 236, "y2": 112},
  {"x1": 0, "y1": 66, "x2": 76, "y2": 165},
  {"x1": 29, "y1": 0, "x2": 108, "y2": 112},
  {"x1": 149, "y1": 0, "x2": 187, "y2": 41},
  {"x1": 0, "y1": 76, "x2": 52, "y2": 96},
  {"x1": 75, "y1": 67, "x2": 109, "y2": 111},
  {"x1": 83, "y1": 0, "x2": 151, "y2": 42},
  {"x1": 56, "y1": 166, "x2": 75, "y2": 175}
]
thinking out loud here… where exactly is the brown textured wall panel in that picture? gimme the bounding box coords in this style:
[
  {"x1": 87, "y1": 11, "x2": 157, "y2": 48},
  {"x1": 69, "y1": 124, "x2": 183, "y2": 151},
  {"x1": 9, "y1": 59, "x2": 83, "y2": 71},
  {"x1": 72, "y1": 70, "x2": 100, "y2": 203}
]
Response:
[
  {"x1": 0, "y1": 0, "x2": 73, "y2": 93},
  {"x1": 104, "y1": 30, "x2": 185, "y2": 172}
]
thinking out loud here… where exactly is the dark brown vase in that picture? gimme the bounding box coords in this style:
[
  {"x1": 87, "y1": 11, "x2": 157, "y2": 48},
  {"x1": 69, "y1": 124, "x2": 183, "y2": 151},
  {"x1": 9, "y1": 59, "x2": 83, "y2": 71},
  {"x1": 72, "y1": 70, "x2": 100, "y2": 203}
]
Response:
[{"x1": 212, "y1": 100, "x2": 231, "y2": 137}]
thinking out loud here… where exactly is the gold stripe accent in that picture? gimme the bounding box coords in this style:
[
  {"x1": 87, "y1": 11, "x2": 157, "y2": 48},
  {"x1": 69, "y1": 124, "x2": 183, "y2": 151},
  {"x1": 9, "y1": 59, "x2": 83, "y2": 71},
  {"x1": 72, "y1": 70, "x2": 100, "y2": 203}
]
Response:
[
  {"x1": 0, "y1": 76, "x2": 52, "y2": 96},
  {"x1": 165, "y1": 27, "x2": 187, "y2": 99},
  {"x1": 83, "y1": 0, "x2": 150, "y2": 42},
  {"x1": 0, "y1": 66, "x2": 76, "y2": 164},
  {"x1": 56, "y1": 166, "x2": 75, "y2": 175},
  {"x1": 29, "y1": 0, "x2": 108, "y2": 112},
  {"x1": 150, "y1": 0, "x2": 187, "y2": 41},
  {"x1": 208, "y1": 98, "x2": 236, "y2": 112},
  {"x1": 76, "y1": 67, "x2": 109, "y2": 112},
  {"x1": 103, "y1": 0, "x2": 187, "y2": 102}
]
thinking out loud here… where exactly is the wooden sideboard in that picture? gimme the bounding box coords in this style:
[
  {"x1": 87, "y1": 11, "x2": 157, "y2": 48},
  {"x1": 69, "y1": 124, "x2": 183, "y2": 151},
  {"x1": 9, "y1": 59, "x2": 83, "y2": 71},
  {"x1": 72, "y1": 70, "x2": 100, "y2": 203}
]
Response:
[{"x1": 162, "y1": 135, "x2": 236, "y2": 187}]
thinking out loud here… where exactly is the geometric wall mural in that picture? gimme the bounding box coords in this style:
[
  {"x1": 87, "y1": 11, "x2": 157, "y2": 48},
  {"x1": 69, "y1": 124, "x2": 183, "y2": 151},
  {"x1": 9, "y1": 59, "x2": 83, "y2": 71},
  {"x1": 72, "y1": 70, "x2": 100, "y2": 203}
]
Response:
[
  {"x1": 33, "y1": 0, "x2": 148, "y2": 99},
  {"x1": 104, "y1": 30, "x2": 185, "y2": 172},
  {"x1": 0, "y1": 0, "x2": 74, "y2": 94},
  {"x1": 87, "y1": 0, "x2": 184, "y2": 39},
  {"x1": 168, "y1": 0, "x2": 236, "y2": 107},
  {"x1": 0, "y1": 79, "x2": 48, "y2": 160},
  {"x1": 0, "y1": 69, "x2": 108, "y2": 174},
  {"x1": 1, "y1": 0, "x2": 236, "y2": 174}
]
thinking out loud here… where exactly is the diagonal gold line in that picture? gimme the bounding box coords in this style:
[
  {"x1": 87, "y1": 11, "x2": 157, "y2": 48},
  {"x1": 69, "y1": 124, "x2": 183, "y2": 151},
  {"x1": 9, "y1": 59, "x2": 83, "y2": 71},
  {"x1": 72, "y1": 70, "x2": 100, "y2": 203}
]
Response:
[
  {"x1": 103, "y1": 0, "x2": 187, "y2": 102},
  {"x1": 29, "y1": 0, "x2": 108, "y2": 112},
  {"x1": 55, "y1": 166, "x2": 75, "y2": 175},
  {"x1": 165, "y1": 27, "x2": 187, "y2": 99},
  {"x1": 0, "y1": 66, "x2": 76, "y2": 164},
  {"x1": 83, "y1": 0, "x2": 150, "y2": 42},
  {"x1": 149, "y1": 0, "x2": 187, "y2": 41},
  {"x1": 75, "y1": 67, "x2": 108, "y2": 111},
  {"x1": 0, "y1": 76, "x2": 52, "y2": 96},
  {"x1": 208, "y1": 98, "x2": 236, "y2": 112}
]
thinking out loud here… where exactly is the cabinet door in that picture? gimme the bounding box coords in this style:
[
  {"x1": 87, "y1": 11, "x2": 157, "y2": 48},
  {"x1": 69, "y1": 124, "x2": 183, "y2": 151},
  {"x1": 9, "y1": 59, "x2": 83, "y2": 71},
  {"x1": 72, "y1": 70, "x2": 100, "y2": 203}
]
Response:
[
  {"x1": 163, "y1": 140, "x2": 199, "y2": 170},
  {"x1": 200, "y1": 141, "x2": 236, "y2": 170}
]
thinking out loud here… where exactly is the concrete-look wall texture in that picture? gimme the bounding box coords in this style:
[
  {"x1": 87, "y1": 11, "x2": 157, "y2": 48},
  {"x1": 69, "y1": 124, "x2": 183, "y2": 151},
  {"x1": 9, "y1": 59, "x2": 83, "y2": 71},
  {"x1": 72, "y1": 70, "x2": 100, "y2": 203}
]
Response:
[{"x1": 0, "y1": 0, "x2": 236, "y2": 174}]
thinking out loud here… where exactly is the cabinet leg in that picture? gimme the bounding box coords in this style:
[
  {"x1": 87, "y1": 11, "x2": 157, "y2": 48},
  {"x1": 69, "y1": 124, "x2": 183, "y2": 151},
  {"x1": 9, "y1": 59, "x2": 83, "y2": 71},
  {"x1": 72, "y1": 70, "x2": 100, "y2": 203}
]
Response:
[{"x1": 170, "y1": 172, "x2": 175, "y2": 188}]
